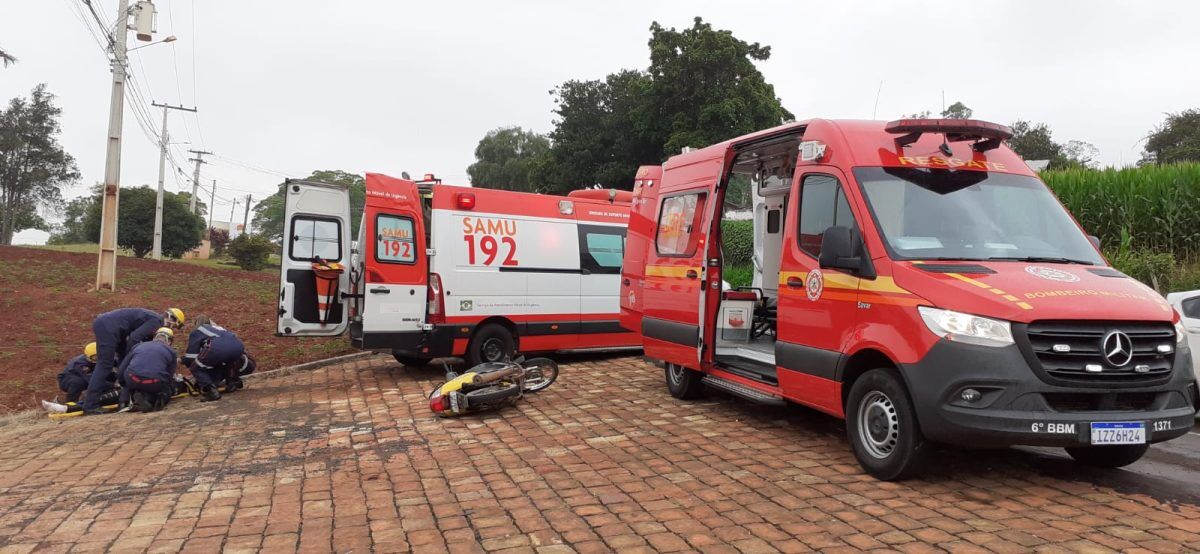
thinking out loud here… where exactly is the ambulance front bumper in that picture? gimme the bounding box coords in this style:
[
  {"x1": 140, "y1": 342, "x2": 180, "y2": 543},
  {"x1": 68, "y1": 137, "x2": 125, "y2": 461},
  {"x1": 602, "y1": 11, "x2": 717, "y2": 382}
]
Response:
[{"x1": 901, "y1": 340, "x2": 1195, "y2": 448}]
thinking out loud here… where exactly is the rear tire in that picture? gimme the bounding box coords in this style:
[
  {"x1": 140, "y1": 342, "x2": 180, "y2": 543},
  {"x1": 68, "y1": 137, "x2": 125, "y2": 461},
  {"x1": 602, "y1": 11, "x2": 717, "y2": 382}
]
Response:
[
  {"x1": 392, "y1": 353, "x2": 429, "y2": 368},
  {"x1": 521, "y1": 357, "x2": 559, "y2": 393},
  {"x1": 664, "y1": 363, "x2": 705, "y2": 399},
  {"x1": 467, "y1": 324, "x2": 515, "y2": 367},
  {"x1": 846, "y1": 369, "x2": 930, "y2": 481},
  {"x1": 1065, "y1": 444, "x2": 1149, "y2": 468}
]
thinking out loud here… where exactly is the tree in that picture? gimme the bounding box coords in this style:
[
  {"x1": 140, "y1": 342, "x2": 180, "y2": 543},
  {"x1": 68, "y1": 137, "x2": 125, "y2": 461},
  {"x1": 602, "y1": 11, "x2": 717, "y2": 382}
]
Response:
[
  {"x1": 466, "y1": 127, "x2": 553, "y2": 192},
  {"x1": 0, "y1": 84, "x2": 79, "y2": 244},
  {"x1": 83, "y1": 186, "x2": 204, "y2": 258},
  {"x1": 252, "y1": 170, "x2": 364, "y2": 243},
  {"x1": 227, "y1": 233, "x2": 275, "y2": 271},
  {"x1": 208, "y1": 227, "x2": 230, "y2": 257},
  {"x1": 1062, "y1": 140, "x2": 1099, "y2": 169},
  {"x1": 1142, "y1": 108, "x2": 1200, "y2": 164},
  {"x1": 941, "y1": 102, "x2": 973, "y2": 119},
  {"x1": 0, "y1": 47, "x2": 15, "y2": 67},
  {"x1": 48, "y1": 189, "x2": 99, "y2": 244},
  {"x1": 545, "y1": 17, "x2": 792, "y2": 191},
  {"x1": 1007, "y1": 120, "x2": 1065, "y2": 167}
]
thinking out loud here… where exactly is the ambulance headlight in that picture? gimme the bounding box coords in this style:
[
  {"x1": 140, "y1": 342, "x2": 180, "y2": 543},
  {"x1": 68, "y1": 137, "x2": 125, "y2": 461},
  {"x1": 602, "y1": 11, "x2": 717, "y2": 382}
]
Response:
[
  {"x1": 1175, "y1": 320, "x2": 1187, "y2": 345},
  {"x1": 918, "y1": 306, "x2": 1014, "y2": 347}
]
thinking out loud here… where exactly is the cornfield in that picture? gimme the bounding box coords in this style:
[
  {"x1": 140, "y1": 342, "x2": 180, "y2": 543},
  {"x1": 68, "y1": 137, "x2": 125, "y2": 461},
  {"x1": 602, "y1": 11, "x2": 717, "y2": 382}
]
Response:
[{"x1": 1043, "y1": 163, "x2": 1200, "y2": 261}]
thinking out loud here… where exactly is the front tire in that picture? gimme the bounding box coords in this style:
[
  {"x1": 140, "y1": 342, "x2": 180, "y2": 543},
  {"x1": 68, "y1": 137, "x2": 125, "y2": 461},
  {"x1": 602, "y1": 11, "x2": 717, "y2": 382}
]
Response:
[
  {"x1": 466, "y1": 324, "x2": 516, "y2": 367},
  {"x1": 1065, "y1": 444, "x2": 1149, "y2": 468},
  {"x1": 664, "y1": 363, "x2": 705, "y2": 399},
  {"x1": 846, "y1": 369, "x2": 930, "y2": 481}
]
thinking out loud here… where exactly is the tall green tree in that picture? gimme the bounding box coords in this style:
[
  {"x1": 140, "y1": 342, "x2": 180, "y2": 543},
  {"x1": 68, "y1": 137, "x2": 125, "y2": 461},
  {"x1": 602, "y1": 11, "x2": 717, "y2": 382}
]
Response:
[
  {"x1": 252, "y1": 170, "x2": 364, "y2": 243},
  {"x1": 466, "y1": 127, "x2": 553, "y2": 192},
  {"x1": 1142, "y1": 108, "x2": 1200, "y2": 164},
  {"x1": 941, "y1": 101, "x2": 973, "y2": 119},
  {"x1": 544, "y1": 17, "x2": 792, "y2": 191},
  {"x1": 48, "y1": 187, "x2": 99, "y2": 244},
  {"x1": 83, "y1": 186, "x2": 205, "y2": 258},
  {"x1": 0, "y1": 84, "x2": 79, "y2": 244},
  {"x1": 1007, "y1": 120, "x2": 1096, "y2": 169}
]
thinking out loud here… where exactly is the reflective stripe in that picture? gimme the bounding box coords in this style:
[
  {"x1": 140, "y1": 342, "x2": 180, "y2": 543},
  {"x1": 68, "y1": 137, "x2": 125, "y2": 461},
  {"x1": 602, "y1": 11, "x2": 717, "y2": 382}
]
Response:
[
  {"x1": 197, "y1": 326, "x2": 219, "y2": 338},
  {"x1": 184, "y1": 353, "x2": 199, "y2": 359}
]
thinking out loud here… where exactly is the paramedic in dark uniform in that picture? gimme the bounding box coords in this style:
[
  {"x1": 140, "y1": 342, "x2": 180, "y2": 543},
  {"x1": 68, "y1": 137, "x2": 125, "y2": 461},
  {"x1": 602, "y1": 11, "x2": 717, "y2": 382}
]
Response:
[
  {"x1": 83, "y1": 307, "x2": 185, "y2": 414},
  {"x1": 182, "y1": 316, "x2": 257, "y2": 401},
  {"x1": 56, "y1": 342, "x2": 116, "y2": 403},
  {"x1": 117, "y1": 327, "x2": 180, "y2": 412}
]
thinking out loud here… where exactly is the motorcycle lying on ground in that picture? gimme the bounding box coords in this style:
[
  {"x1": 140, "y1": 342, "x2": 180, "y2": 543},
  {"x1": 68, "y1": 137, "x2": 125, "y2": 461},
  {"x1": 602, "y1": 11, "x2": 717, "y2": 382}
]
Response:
[{"x1": 428, "y1": 356, "x2": 559, "y2": 417}]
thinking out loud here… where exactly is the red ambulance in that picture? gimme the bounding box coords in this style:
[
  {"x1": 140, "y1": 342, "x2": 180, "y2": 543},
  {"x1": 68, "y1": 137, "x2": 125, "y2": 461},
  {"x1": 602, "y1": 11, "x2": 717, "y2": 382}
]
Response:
[
  {"x1": 277, "y1": 173, "x2": 640, "y2": 367},
  {"x1": 621, "y1": 118, "x2": 1196, "y2": 480}
]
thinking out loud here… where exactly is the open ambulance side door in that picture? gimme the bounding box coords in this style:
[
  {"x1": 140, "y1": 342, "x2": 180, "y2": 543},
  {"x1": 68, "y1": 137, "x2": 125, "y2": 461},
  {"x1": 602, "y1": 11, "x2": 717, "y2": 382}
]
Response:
[
  {"x1": 619, "y1": 166, "x2": 663, "y2": 334},
  {"x1": 357, "y1": 173, "x2": 429, "y2": 349},
  {"x1": 277, "y1": 179, "x2": 352, "y2": 336}
]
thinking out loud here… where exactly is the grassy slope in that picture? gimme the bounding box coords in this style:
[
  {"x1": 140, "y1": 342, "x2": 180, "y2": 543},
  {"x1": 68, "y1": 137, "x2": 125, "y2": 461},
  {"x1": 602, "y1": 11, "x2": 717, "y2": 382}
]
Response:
[{"x1": 0, "y1": 245, "x2": 352, "y2": 414}]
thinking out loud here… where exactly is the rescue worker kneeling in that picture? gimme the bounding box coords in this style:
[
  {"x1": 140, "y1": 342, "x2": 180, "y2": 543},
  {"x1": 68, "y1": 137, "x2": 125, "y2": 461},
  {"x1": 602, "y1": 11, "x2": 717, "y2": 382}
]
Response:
[
  {"x1": 182, "y1": 316, "x2": 256, "y2": 401},
  {"x1": 117, "y1": 328, "x2": 179, "y2": 412},
  {"x1": 84, "y1": 307, "x2": 185, "y2": 414},
  {"x1": 57, "y1": 342, "x2": 117, "y2": 404}
]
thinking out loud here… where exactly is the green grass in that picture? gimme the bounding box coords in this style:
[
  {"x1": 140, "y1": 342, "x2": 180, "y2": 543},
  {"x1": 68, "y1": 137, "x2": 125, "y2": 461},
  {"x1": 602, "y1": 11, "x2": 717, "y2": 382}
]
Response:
[{"x1": 723, "y1": 264, "x2": 754, "y2": 289}]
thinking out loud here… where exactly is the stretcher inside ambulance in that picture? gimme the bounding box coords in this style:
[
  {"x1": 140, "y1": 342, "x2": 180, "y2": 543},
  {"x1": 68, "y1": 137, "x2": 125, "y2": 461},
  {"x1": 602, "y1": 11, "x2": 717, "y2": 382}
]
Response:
[
  {"x1": 277, "y1": 173, "x2": 640, "y2": 367},
  {"x1": 620, "y1": 118, "x2": 1196, "y2": 480}
]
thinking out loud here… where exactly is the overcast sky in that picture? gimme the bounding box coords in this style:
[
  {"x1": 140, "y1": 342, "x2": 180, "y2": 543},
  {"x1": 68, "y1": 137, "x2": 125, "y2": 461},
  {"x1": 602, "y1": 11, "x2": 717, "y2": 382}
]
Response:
[{"x1": 3, "y1": 1, "x2": 1198, "y2": 244}]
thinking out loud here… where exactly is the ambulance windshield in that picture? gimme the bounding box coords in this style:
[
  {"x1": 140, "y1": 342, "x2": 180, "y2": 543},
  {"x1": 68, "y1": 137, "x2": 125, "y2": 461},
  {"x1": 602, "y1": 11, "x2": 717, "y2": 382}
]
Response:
[{"x1": 854, "y1": 167, "x2": 1104, "y2": 265}]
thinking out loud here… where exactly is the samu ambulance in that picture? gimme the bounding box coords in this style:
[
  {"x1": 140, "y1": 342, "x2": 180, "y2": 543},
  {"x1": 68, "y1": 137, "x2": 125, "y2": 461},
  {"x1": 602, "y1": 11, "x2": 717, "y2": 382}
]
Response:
[
  {"x1": 620, "y1": 118, "x2": 1196, "y2": 480},
  {"x1": 277, "y1": 173, "x2": 640, "y2": 367}
]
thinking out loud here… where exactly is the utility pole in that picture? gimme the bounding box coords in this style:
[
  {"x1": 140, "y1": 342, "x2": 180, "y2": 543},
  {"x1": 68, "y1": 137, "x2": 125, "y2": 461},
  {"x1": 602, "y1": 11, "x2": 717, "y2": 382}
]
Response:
[
  {"x1": 187, "y1": 149, "x2": 212, "y2": 213},
  {"x1": 207, "y1": 179, "x2": 215, "y2": 229},
  {"x1": 94, "y1": 0, "x2": 131, "y2": 291},
  {"x1": 150, "y1": 102, "x2": 196, "y2": 260},
  {"x1": 229, "y1": 197, "x2": 239, "y2": 235},
  {"x1": 242, "y1": 194, "x2": 252, "y2": 235}
]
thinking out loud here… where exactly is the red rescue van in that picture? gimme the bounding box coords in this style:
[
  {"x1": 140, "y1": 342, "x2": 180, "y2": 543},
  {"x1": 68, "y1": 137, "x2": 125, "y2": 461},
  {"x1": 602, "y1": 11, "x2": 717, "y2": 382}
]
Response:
[
  {"x1": 277, "y1": 174, "x2": 640, "y2": 366},
  {"x1": 621, "y1": 119, "x2": 1196, "y2": 480}
]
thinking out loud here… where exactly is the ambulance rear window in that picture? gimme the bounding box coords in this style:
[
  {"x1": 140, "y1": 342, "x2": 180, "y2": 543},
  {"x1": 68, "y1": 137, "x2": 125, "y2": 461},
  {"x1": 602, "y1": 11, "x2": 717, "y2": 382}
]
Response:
[
  {"x1": 375, "y1": 214, "x2": 417, "y2": 264},
  {"x1": 290, "y1": 216, "x2": 341, "y2": 262},
  {"x1": 656, "y1": 192, "x2": 706, "y2": 257},
  {"x1": 579, "y1": 225, "x2": 626, "y2": 274}
]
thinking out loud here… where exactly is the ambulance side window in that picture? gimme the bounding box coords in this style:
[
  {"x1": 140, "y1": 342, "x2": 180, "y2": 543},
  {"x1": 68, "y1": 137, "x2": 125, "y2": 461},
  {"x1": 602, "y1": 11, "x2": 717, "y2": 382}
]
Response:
[
  {"x1": 655, "y1": 192, "x2": 707, "y2": 257},
  {"x1": 797, "y1": 175, "x2": 854, "y2": 259},
  {"x1": 579, "y1": 225, "x2": 626, "y2": 274},
  {"x1": 290, "y1": 216, "x2": 341, "y2": 262},
  {"x1": 375, "y1": 214, "x2": 417, "y2": 264}
]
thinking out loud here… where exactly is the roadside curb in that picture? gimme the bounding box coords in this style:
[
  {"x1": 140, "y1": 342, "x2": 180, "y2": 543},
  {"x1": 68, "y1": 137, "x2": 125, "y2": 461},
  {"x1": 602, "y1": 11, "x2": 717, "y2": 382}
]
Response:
[{"x1": 0, "y1": 351, "x2": 380, "y2": 429}]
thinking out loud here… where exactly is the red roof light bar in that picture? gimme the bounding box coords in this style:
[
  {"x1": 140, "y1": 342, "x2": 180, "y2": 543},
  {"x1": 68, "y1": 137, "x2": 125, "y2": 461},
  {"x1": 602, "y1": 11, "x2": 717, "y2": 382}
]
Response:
[{"x1": 884, "y1": 118, "x2": 1014, "y2": 152}]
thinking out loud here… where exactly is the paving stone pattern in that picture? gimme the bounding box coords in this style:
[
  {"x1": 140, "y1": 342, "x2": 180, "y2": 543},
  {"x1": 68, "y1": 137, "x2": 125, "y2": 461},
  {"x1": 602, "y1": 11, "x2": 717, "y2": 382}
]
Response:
[{"x1": 0, "y1": 355, "x2": 1198, "y2": 553}]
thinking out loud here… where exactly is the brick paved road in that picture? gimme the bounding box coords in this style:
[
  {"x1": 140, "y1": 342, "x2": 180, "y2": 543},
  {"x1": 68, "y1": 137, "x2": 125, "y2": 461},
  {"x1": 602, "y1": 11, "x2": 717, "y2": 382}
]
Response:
[{"x1": 0, "y1": 355, "x2": 1198, "y2": 553}]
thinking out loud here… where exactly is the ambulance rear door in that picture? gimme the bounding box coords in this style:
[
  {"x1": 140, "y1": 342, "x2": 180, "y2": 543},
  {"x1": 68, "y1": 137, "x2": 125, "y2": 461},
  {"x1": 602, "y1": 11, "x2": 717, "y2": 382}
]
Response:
[
  {"x1": 359, "y1": 173, "x2": 429, "y2": 348},
  {"x1": 619, "y1": 166, "x2": 663, "y2": 333},
  {"x1": 278, "y1": 179, "x2": 352, "y2": 336}
]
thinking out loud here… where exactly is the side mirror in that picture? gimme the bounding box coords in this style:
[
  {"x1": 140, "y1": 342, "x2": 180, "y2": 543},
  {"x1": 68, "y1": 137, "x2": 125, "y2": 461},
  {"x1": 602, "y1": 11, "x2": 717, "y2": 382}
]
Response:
[
  {"x1": 1087, "y1": 235, "x2": 1101, "y2": 250},
  {"x1": 819, "y1": 226, "x2": 875, "y2": 278}
]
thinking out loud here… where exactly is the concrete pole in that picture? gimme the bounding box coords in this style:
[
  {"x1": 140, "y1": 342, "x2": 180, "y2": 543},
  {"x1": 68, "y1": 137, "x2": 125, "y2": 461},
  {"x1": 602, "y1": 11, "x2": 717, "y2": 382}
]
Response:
[
  {"x1": 150, "y1": 103, "x2": 196, "y2": 260},
  {"x1": 242, "y1": 194, "x2": 251, "y2": 235},
  {"x1": 207, "y1": 179, "x2": 215, "y2": 229},
  {"x1": 94, "y1": 0, "x2": 130, "y2": 291},
  {"x1": 187, "y1": 149, "x2": 212, "y2": 213},
  {"x1": 152, "y1": 107, "x2": 167, "y2": 259}
]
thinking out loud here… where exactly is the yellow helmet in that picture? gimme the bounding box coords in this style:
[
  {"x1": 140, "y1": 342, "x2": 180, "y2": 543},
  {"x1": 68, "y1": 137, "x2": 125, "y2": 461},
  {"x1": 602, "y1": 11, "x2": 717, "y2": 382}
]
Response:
[
  {"x1": 155, "y1": 327, "x2": 175, "y2": 341},
  {"x1": 166, "y1": 308, "x2": 185, "y2": 328},
  {"x1": 84, "y1": 342, "x2": 98, "y2": 362}
]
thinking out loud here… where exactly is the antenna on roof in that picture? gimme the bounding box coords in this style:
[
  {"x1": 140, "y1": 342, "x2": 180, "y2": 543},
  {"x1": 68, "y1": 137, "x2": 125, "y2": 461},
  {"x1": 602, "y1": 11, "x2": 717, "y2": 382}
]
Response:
[{"x1": 872, "y1": 81, "x2": 883, "y2": 120}]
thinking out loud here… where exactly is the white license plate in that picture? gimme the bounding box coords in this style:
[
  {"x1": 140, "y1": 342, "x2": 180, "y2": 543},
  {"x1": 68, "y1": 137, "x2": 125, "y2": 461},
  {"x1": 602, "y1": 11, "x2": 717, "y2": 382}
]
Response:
[{"x1": 1090, "y1": 422, "x2": 1145, "y2": 445}]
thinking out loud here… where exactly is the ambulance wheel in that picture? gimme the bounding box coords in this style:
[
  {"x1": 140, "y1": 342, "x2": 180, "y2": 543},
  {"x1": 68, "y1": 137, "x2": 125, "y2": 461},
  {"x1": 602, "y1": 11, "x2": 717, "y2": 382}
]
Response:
[
  {"x1": 467, "y1": 324, "x2": 515, "y2": 367},
  {"x1": 846, "y1": 369, "x2": 930, "y2": 481},
  {"x1": 664, "y1": 363, "x2": 705, "y2": 399},
  {"x1": 1065, "y1": 444, "x2": 1149, "y2": 468},
  {"x1": 392, "y1": 353, "x2": 429, "y2": 368}
]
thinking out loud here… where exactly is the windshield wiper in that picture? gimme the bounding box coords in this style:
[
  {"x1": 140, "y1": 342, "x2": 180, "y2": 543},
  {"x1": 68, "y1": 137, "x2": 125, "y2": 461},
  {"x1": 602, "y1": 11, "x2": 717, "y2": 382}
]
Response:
[{"x1": 985, "y1": 256, "x2": 1095, "y2": 265}]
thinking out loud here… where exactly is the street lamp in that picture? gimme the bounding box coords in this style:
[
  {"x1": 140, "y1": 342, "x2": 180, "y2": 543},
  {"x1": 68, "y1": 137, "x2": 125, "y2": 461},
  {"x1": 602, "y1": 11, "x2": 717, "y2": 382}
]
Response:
[{"x1": 127, "y1": 35, "x2": 176, "y2": 52}]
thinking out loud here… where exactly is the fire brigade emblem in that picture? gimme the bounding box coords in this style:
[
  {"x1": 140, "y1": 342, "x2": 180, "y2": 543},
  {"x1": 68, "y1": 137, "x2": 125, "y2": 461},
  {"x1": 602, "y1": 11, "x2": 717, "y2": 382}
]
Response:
[
  {"x1": 1024, "y1": 265, "x2": 1080, "y2": 283},
  {"x1": 805, "y1": 269, "x2": 824, "y2": 301}
]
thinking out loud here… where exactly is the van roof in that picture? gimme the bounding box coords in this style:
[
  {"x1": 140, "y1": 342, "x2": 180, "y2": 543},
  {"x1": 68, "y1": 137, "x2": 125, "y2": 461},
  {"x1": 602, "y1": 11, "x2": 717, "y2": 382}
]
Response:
[{"x1": 662, "y1": 119, "x2": 1036, "y2": 178}]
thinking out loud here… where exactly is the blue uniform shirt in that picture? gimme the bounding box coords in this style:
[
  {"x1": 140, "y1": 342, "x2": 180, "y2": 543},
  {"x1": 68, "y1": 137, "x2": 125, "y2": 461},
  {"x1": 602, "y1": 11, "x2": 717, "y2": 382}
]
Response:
[
  {"x1": 183, "y1": 323, "x2": 244, "y2": 369},
  {"x1": 118, "y1": 340, "x2": 178, "y2": 382},
  {"x1": 96, "y1": 308, "x2": 163, "y2": 348}
]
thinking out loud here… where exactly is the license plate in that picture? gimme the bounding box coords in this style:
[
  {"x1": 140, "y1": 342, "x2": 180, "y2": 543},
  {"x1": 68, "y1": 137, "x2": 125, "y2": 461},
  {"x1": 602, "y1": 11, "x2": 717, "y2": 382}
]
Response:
[{"x1": 1090, "y1": 422, "x2": 1145, "y2": 445}]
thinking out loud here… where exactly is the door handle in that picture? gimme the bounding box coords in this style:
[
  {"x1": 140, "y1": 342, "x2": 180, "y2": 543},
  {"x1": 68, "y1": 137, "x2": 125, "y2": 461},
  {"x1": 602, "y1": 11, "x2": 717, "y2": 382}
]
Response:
[
  {"x1": 786, "y1": 276, "x2": 805, "y2": 288},
  {"x1": 369, "y1": 287, "x2": 390, "y2": 294},
  {"x1": 686, "y1": 269, "x2": 699, "y2": 279}
]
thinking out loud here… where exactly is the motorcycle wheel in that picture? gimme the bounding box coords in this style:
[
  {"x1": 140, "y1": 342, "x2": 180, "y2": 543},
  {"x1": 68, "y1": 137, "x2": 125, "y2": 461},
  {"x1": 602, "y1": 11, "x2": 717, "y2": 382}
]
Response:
[{"x1": 521, "y1": 358, "x2": 559, "y2": 393}]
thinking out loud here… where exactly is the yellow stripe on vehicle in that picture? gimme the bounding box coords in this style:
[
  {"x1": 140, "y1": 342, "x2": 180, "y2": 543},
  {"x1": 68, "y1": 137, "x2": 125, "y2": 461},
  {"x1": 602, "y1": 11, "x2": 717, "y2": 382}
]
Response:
[
  {"x1": 778, "y1": 272, "x2": 912, "y2": 295},
  {"x1": 645, "y1": 265, "x2": 700, "y2": 278}
]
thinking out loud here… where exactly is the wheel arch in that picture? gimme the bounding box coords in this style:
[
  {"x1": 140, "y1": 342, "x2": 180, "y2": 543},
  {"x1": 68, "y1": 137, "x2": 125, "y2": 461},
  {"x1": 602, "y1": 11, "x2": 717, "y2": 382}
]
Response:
[
  {"x1": 839, "y1": 347, "x2": 902, "y2": 407},
  {"x1": 470, "y1": 316, "x2": 520, "y2": 350}
]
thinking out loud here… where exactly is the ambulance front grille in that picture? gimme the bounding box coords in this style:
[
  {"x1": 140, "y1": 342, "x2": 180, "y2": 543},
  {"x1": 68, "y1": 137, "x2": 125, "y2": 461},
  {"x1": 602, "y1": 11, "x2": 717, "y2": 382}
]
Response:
[{"x1": 1018, "y1": 320, "x2": 1176, "y2": 386}]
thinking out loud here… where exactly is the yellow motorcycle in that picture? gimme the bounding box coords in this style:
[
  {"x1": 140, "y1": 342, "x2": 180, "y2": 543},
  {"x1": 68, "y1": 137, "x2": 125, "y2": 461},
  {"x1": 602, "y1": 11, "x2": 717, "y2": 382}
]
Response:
[{"x1": 428, "y1": 357, "x2": 558, "y2": 417}]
